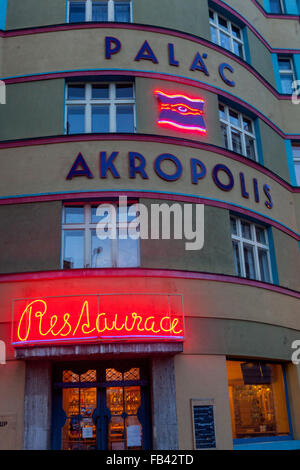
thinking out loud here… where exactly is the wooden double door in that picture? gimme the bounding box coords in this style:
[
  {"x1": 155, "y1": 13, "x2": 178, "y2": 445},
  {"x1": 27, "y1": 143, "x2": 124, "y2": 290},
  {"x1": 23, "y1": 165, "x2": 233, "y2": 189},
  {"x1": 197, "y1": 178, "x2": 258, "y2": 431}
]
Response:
[{"x1": 51, "y1": 360, "x2": 152, "y2": 450}]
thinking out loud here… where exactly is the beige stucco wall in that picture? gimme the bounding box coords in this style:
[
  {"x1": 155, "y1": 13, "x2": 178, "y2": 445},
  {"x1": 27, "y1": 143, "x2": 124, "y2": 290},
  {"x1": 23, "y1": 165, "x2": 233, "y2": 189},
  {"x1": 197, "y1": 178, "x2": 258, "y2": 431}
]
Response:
[
  {"x1": 227, "y1": 0, "x2": 300, "y2": 49},
  {"x1": 0, "y1": 140, "x2": 296, "y2": 234},
  {"x1": 133, "y1": 0, "x2": 211, "y2": 39},
  {"x1": 247, "y1": 28, "x2": 276, "y2": 88},
  {"x1": 1, "y1": 28, "x2": 298, "y2": 134},
  {"x1": 175, "y1": 354, "x2": 233, "y2": 450},
  {"x1": 273, "y1": 228, "x2": 300, "y2": 291},
  {"x1": 6, "y1": 0, "x2": 66, "y2": 29},
  {"x1": 0, "y1": 80, "x2": 65, "y2": 140},
  {"x1": 0, "y1": 360, "x2": 25, "y2": 450}
]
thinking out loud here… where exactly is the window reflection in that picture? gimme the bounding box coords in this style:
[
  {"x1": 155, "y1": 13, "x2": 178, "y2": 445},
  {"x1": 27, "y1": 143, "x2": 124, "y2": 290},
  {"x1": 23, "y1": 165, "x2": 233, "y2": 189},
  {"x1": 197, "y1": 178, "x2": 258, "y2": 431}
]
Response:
[
  {"x1": 227, "y1": 361, "x2": 290, "y2": 439},
  {"x1": 62, "y1": 387, "x2": 97, "y2": 450}
]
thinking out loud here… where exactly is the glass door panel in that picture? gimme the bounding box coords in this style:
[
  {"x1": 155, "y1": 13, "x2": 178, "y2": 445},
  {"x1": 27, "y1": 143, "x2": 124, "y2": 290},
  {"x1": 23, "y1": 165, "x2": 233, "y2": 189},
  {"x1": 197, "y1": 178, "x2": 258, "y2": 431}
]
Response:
[
  {"x1": 62, "y1": 387, "x2": 97, "y2": 450},
  {"x1": 52, "y1": 362, "x2": 150, "y2": 450},
  {"x1": 106, "y1": 385, "x2": 142, "y2": 450}
]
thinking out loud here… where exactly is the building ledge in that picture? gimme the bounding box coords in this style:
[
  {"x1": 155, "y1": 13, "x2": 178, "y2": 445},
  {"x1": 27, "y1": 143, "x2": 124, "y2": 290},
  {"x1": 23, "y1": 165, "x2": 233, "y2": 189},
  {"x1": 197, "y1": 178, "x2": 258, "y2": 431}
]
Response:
[{"x1": 14, "y1": 341, "x2": 183, "y2": 360}]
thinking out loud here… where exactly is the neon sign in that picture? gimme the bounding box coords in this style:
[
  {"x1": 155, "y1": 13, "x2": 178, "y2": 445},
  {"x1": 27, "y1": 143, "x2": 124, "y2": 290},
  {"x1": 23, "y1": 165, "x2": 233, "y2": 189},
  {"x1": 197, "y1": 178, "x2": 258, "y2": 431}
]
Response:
[
  {"x1": 155, "y1": 90, "x2": 207, "y2": 135},
  {"x1": 12, "y1": 294, "x2": 184, "y2": 347}
]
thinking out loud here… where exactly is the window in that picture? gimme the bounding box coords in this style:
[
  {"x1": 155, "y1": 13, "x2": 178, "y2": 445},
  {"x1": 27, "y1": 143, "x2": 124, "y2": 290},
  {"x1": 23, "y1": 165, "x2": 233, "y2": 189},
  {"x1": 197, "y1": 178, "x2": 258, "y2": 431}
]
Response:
[
  {"x1": 278, "y1": 57, "x2": 295, "y2": 94},
  {"x1": 219, "y1": 104, "x2": 257, "y2": 161},
  {"x1": 68, "y1": 0, "x2": 131, "y2": 23},
  {"x1": 292, "y1": 145, "x2": 300, "y2": 186},
  {"x1": 227, "y1": 361, "x2": 290, "y2": 440},
  {"x1": 269, "y1": 0, "x2": 285, "y2": 13},
  {"x1": 230, "y1": 216, "x2": 272, "y2": 282},
  {"x1": 209, "y1": 9, "x2": 245, "y2": 59},
  {"x1": 62, "y1": 203, "x2": 140, "y2": 269},
  {"x1": 65, "y1": 82, "x2": 135, "y2": 134}
]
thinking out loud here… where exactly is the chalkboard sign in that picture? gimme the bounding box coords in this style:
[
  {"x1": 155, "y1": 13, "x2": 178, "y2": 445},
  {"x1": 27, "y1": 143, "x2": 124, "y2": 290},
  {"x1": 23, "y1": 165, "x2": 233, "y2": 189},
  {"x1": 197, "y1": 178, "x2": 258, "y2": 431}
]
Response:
[{"x1": 191, "y1": 399, "x2": 216, "y2": 449}]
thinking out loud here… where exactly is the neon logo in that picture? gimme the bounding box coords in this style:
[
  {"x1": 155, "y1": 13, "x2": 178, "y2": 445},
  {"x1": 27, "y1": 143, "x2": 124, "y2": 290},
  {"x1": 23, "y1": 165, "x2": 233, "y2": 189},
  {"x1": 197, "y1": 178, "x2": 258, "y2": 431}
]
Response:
[
  {"x1": 155, "y1": 90, "x2": 207, "y2": 135},
  {"x1": 12, "y1": 294, "x2": 185, "y2": 347}
]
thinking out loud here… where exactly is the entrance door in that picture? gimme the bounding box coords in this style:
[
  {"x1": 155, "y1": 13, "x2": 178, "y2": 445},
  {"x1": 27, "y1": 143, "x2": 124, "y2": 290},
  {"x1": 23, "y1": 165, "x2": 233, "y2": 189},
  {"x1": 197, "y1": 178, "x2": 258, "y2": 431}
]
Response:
[{"x1": 51, "y1": 360, "x2": 151, "y2": 450}]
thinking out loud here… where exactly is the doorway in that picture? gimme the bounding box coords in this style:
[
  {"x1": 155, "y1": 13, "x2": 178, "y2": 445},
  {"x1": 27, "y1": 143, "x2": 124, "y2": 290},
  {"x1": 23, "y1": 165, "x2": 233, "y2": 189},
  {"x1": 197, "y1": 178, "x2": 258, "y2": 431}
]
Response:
[{"x1": 51, "y1": 360, "x2": 152, "y2": 450}]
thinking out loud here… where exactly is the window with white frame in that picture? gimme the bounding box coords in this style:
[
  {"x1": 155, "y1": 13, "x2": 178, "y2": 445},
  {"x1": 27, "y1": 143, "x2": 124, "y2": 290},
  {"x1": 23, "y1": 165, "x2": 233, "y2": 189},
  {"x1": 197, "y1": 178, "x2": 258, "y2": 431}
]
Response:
[
  {"x1": 65, "y1": 82, "x2": 135, "y2": 134},
  {"x1": 219, "y1": 103, "x2": 257, "y2": 160},
  {"x1": 269, "y1": 0, "x2": 285, "y2": 13},
  {"x1": 292, "y1": 145, "x2": 300, "y2": 186},
  {"x1": 278, "y1": 57, "x2": 295, "y2": 94},
  {"x1": 62, "y1": 203, "x2": 140, "y2": 269},
  {"x1": 230, "y1": 216, "x2": 272, "y2": 282},
  {"x1": 209, "y1": 9, "x2": 245, "y2": 58},
  {"x1": 68, "y1": 0, "x2": 132, "y2": 23}
]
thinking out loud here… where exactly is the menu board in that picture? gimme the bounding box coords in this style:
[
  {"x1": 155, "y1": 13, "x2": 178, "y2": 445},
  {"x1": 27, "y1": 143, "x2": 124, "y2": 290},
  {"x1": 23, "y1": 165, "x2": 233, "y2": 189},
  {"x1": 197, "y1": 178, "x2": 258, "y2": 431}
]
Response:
[{"x1": 192, "y1": 400, "x2": 216, "y2": 449}]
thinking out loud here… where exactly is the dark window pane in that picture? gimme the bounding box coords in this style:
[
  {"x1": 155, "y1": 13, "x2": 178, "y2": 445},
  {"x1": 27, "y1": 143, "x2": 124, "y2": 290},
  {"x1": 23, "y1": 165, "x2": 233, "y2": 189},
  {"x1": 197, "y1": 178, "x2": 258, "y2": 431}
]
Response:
[
  {"x1": 231, "y1": 130, "x2": 242, "y2": 154},
  {"x1": 116, "y1": 84, "x2": 133, "y2": 99},
  {"x1": 241, "y1": 221, "x2": 252, "y2": 240},
  {"x1": 64, "y1": 206, "x2": 84, "y2": 224},
  {"x1": 210, "y1": 25, "x2": 218, "y2": 44},
  {"x1": 67, "y1": 85, "x2": 85, "y2": 100},
  {"x1": 243, "y1": 244, "x2": 256, "y2": 279},
  {"x1": 221, "y1": 123, "x2": 229, "y2": 149},
  {"x1": 67, "y1": 106, "x2": 85, "y2": 134},
  {"x1": 91, "y1": 230, "x2": 112, "y2": 267},
  {"x1": 230, "y1": 217, "x2": 238, "y2": 235},
  {"x1": 245, "y1": 135, "x2": 256, "y2": 160},
  {"x1": 233, "y1": 40, "x2": 243, "y2": 58},
  {"x1": 92, "y1": 2, "x2": 108, "y2": 21},
  {"x1": 229, "y1": 109, "x2": 239, "y2": 127},
  {"x1": 220, "y1": 31, "x2": 230, "y2": 50},
  {"x1": 278, "y1": 59, "x2": 292, "y2": 71},
  {"x1": 255, "y1": 226, "x2": 266, "y2": 244},
  {"x1": 258, "y1": 248, "x2": 271, "y2": 282},
  {"x1": 270, "y1": 0, "x2": 283, "y2": 13},
  {"x1": 232, "y1": 25, "x2": 241, "y2": 39},
  {"x1": 63, "y1": 230, "x2": 84, "y2": 268},
  {"x1": 92, "y1": 105, "x2": 110, "y2": 132},
  {"x1": 243, "y1": 117, "x2": 253, "y2": 133},
  {"x1": 115, "y1": 2, "x2": 130, "y2": 22},
  {"x1": 280, "y1": 75, "x2": 294, "y2": 94},
  {"x1": 219, "y1": 104, "x2": 226, "y2": 120},
  {"x1": 69, "y1": 2, "x2": 86, "y2": 22},
  {"x1": 232, "y1": 241, "x2": 241, "y2": 276},
  {"x1": 92, "y1": 85, "x2": 109, "y2": 99},
  {"x1": 218, "y1": 16, "x2": 228, "y2": 29},
  {"x1": 116, "y1": 105, "x2": 134, "y2": 132}
]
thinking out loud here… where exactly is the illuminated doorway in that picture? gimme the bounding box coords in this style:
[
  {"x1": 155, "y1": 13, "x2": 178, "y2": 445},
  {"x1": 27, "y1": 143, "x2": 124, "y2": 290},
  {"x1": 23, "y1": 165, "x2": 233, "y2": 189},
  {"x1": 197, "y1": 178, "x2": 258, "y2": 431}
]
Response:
[{"x1": 51, "y1": 360, "x2": 152, "y2": 450}]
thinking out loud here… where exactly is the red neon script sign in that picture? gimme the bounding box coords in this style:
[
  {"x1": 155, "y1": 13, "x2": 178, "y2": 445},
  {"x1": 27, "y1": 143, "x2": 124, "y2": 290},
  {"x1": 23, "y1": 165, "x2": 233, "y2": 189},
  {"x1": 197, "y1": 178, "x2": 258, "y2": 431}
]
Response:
[
  {"x1": 155, "y1": 90, "x2": 207, "y2": 135},
  {"x1": 12, "y1": 294, "x2": 184, "y2": 347}
]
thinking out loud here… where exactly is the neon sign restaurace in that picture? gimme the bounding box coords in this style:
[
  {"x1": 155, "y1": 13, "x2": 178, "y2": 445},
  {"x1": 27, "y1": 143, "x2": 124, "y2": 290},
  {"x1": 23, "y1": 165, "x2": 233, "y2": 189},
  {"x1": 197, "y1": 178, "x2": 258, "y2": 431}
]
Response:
[{"x1": 12, "y1": 294, "x2": 185, "y2": 347}]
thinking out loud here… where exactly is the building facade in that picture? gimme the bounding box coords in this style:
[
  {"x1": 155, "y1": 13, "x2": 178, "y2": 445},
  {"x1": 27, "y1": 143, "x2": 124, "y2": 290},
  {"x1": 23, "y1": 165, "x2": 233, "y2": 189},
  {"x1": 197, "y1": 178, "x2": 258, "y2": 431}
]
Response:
[{"x1": 0, "y1": 0, "x2": 300, "y2": 451}]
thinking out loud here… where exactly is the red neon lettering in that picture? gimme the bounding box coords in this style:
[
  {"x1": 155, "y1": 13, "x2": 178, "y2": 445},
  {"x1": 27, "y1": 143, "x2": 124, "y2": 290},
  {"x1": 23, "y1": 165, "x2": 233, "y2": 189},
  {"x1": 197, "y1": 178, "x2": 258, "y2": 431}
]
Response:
[{"x1": 13, "y1": 298, "x2": 184, "y2": 346}]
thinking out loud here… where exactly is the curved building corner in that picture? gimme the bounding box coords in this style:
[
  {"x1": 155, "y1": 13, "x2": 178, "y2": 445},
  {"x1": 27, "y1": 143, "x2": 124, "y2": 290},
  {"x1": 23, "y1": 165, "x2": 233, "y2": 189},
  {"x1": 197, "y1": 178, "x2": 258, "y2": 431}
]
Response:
[{"x1": 0, "y1": 0, "x2": 299, "y2": 451}]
